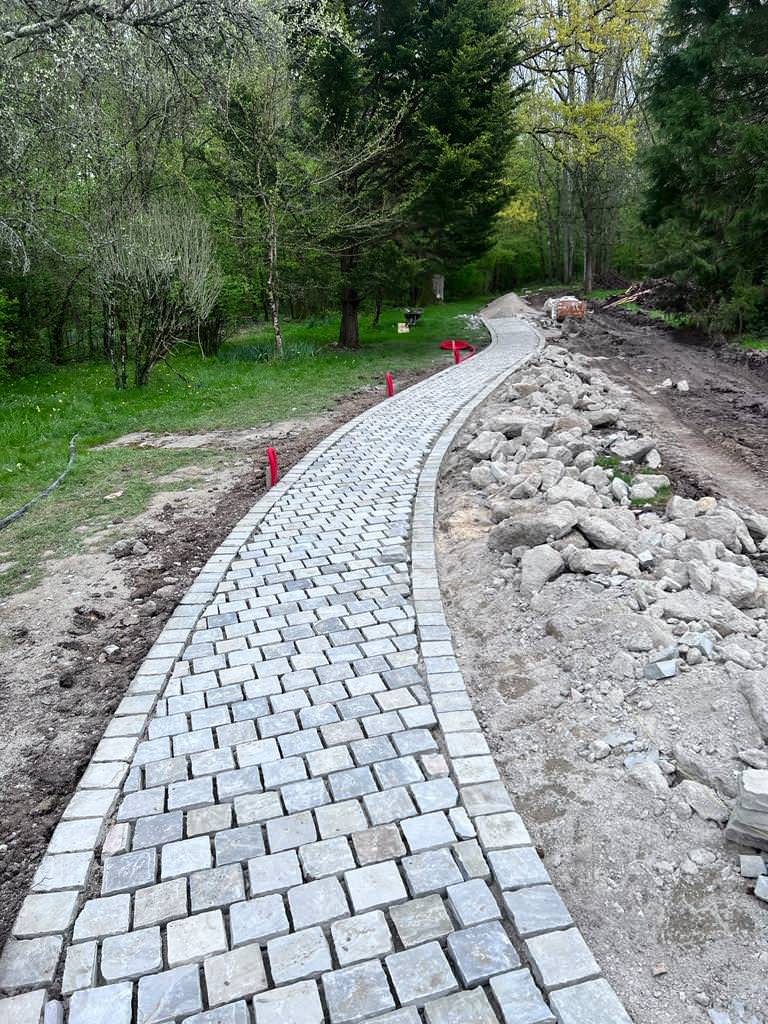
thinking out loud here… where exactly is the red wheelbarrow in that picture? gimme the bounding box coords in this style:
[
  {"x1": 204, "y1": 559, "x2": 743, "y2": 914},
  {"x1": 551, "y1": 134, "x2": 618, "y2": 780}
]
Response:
[{"x1": 440, "y1": 339, "x2": 476, "y2": 364}]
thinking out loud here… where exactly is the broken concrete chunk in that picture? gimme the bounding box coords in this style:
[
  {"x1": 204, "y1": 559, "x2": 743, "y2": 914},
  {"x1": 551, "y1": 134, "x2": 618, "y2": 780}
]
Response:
[
  {"x1": 659, "y1": 591, "x2": 758, "y2": 636},
  {"x1": 577, "y1": 515, "x2": 630, "y2": 551},
  {"x1": 738, "y1": 674, "x2": 768, "y2": 741},
  {"x1": 546, "y1": 477, "x2": 600, "y2": 507},
  {"x1": 627, "y1": 761, "x2": 669, "y2": 799},
  {"x1": 467, "y1": 431, "x2": 506, "y2": 461}
]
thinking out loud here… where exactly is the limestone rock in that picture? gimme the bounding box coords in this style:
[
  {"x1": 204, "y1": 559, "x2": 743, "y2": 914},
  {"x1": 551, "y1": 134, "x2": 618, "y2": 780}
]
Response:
[
  {"x1": 546, "y1": 477, "x2": 600, "y2": 508},
  {"x1": 611, "y1": 436, "x2": 657, "y2": 461},
  {"x1": 681, "y1": 510, "x2": 756, "y2": 554},
  {"x1": 488, "y1": 504, "x2": 579, "y2": 552},
  {"x1": 467, "y1": 431, "x2": 506, "y2": 461},
  {"x1": 577, "y1": 515, "x2": 630, "y2": 551},
  {"x1": 675, "y1": 780, "x2": 730, "y2": 824},
  {"x1": 738, "y1": 673, "x2": 768, "y2": 741},
  {"x1": 520, "y1": 545, "x2": 565, "y2": 598},
  {"x1": 565, "y1": 547, "x2": 641, "y2": 577},
  {"x1": 710, "y1": 561, "x2": 762, "y2": 608},
  {"x1": 627, "y1": 762, "x2": 670, "y2": 800},
  {"x1": 659, "y1": 590, "x2": 759, "y2": 636}
]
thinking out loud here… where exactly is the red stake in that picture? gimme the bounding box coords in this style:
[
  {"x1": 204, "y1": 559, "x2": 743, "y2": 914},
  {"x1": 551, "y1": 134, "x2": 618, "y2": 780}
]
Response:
[
  {"x1": 386, "y1": 372, "x2": 395, "y2": 398},
  {"x1": 267, "y1": 447, "x2": 279, "y2": 488},
  {"x1": 453, "y1": 344, "x2": 462, "y2": 365}
]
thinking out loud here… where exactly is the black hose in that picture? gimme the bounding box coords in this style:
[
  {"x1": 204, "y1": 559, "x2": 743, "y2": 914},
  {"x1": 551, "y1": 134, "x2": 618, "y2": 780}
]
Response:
[{"x1": 0, "y1": 433, "x2": 79, "y2": 532}]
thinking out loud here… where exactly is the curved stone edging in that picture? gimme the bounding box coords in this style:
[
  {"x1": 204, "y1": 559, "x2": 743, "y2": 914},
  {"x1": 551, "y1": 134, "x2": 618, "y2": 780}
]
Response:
[{"x1": 0, "y1": 314, "x2": 633, "y2": 1024}]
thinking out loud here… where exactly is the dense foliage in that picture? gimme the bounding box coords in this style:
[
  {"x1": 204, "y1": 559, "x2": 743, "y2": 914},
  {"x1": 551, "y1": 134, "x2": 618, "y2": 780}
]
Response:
[{"x1": 644, "y1": 0, "x2": 768, "y2": 332}]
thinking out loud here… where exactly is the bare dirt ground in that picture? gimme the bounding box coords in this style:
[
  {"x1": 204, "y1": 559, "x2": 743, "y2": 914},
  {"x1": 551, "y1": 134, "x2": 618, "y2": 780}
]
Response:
[
  {"x1": 559, "y1": 304, "x2": 768, "y2": 514},
  {"x1": 0, "y1": 364, "x2": 440, "y2": 942},
  {"x1": 437, "y1": 295, "x2": 768, "y2": 1024}
]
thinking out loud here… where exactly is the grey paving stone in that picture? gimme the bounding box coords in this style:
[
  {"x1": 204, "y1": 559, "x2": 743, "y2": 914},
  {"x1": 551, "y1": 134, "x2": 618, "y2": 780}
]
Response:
[
  {"x1": 315, "y1": 799, "x2": 368, "y2": 838},
  {"x1": 235, "y1": 791, "x2": 283, "y2": 826},
  {"x1": 0, "y1": 990, "x2": 47, "y2": 1024},
  {"x1": 168, "y1": 776, "x2": 215, "y2": 811},
  {"x1": 367, "y1": 1011, "x2": 420, "y2": 1024},
  {"x1": 161, "y1": 836, "x2": 212, "y2": 879},
  {"x1": 0, "y1": 934, "x2": 61, "y2": 988},
  {"x1": 13, "y1": 890, "x2": 79, "y2": 938},
  {"x1": 424, "y1": 988, "x2": 499, "y2": 1024},
  {"x1": 288, "y1": 875, "x2": 349, "y2": 930},
  {"x1": 252, "y1": 979, "x2": 324, "y2": 1024},
  {"x1": 447, "y1": 921, "x2": 520, "y2": 985},
  {"x1": 132, "y1": 880, "x2": 186, "y2": 931},
  {"x1": 323, "y1": 959, "x2": 396, "y2": 1023},
  {"x1": 410, "y1": 778, "x2": 458, "y2": 814},
  {"x1": 267, "y1": 926, "x2": 331, "y2": 985},
  {"x1": 190, "y1": 863, "x2": 245, "y2": 912},
  {"x1": 363, "y1": 786, "x2": 417, "y2": 825},
  {"x1": 372, "y1": 756, "x2": 422, "y2": 789},
  {"x1": 307, "y1": 745, "x2": 355, "y2": 776},
  {"x1": 329, "y1": 766, "x2": 378, "y2": 800},
  {"x1": 167, "y1": 909, "x2": 228, "y2": 967},
  {"x1": 345, "y1": 861, "x2": 407, "y2": 913},
  {"x1": 401, "y1": 811, "x2": 456, "y2": 852},
  {"x1": 215, "y1": 823, "x2": 265, "y2": 865},
  {"x1": 351, "y1": 824, "x2": 405, "y2": 865},
  {"x1": 548, "y1": 978, "x2": 630, "y2": 1023},
  {"x1": 187, "y1": 803, "x2": 233, "y2": 836},
  {"x1": 524, "y1": 928, "x2": 601, "y2": 991},
  {"x1": 262, "y1": 757, "x2": 307, "y2": 790},
  {"x1": 182, "y1": 1001, "x2": 250, "y2": 1024},
  {"x1": 331, "y1": 910, "x2": 393, "y2": 965},
  {"x1": 102, "y1": 848, "x2": 156, "y2": 895},
  {"x1": 462, "y1": 782, "x2": 514, "y2": 817},
  {"x1": 503, "y1": 885, "x2": 573, "y2": 939},
  {"x1": 299, "y1": 836, "x2": 355, "y2": 878},
  {"x1": 62, "y1": 940, "x2": 97, "y2": 994},
  {"x1": 488, "y1": 848, "x2": 551, "y2": 890},
  {"x1": 100, "y1": 926, "x2": 162, "y2": 981},
  {"x1": 216, "y1": 766, "x2": 263, "y2": 800},
  {"x1": 267, "y1": 810, "x2": 317, "y2": 852},
  {"x1": 489, "y1": 968, "x2": 555, "y2": 1024},
  {"x1": 476, "y1": 812, "x2": 531, "y2": 852},
  {"x1": 69, "y1": 981, "x2": 133, "y2": 1024},
  {"x1": 231, "y1": 895, "x2": 289, "y2": 947},
  {"x1": 133, "y1": 811, "x2": 183, "y2": 849},
  {"x1": 390, "y1": 895, "x2": 454, "y2": 948},
  {"x1": 453, "y1": 839, "x2": 490, "y2": 879},
  {"x1": 204, "y1": 943, "x2": 268, "y2": 1005},
  {"x1": 385, "y1": 941, "x2": 458, "y2": 1007},
  {"x1": 72, "y1": 894, "x2": 130, "y2": 942},
  {"x1": 401, "y1": 848, "x2": 462, "y2": 896},
  {"x1": 350, "y1": 736, "x2": 396, "y2": 766},
  {"x1": 249, "y1": 850, "x2": 302, "y2": 896},
  {"x1": 447, "y1": 878, "x2": 501, "y2": 926},
  {"x1": 47, "y1": 817, "x2": 103, "y2": 854},
  {"x1": 281, "y1": 778, "x2": 330, "y2": 814},
  {"x1": 137, "y1": 965, "x2": 203, "y2": 1024}
]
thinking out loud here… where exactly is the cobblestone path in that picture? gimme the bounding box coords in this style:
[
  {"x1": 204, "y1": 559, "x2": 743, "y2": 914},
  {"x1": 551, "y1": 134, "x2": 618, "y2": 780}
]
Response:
[{"x1": 0, "y1": 317, "x2": 632, "y2": 1024}]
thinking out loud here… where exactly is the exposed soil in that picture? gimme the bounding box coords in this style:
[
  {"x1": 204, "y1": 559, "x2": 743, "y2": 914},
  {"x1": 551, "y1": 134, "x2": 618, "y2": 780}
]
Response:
[
  {"x1": 436, "y1": 295, "x2": 768, "y2": 1024},
  {"x1": 0, "y1": 361, "x2": 442, "y2": 943},
  {"x1": 555, "y1": 302, "x2": 768, "y2": 514}
]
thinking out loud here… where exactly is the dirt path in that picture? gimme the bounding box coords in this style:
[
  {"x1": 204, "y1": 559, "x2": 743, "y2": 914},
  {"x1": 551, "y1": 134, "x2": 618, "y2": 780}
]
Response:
[
  {"x1": 562, "y1": 307, "x2": 768, "y2": 514},
  {"x1": 0, "y1": 363, "x2": 440, "y2": 942}
]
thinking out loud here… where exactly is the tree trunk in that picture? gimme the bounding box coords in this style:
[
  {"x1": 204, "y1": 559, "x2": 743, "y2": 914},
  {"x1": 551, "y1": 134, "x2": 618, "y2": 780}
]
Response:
[
  {"x1": 115, "y1": 314, "x2": 128, "y2": 390},
  {"x1": 339, "y1": 246, "x2": 360, "y2": 349},
  {"x1": 266, "y1": 216, "x2": 284, "y2": 359},
  {"x1": 372, "y1": 294, "x2": 383, "y2": 327},
  {"x1": 583, "y1": 212, "x2": 594, "y2": 295}
]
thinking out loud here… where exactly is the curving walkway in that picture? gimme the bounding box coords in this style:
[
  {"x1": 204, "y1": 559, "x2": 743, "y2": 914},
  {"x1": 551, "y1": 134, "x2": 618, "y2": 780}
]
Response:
[{"x1": 0, "y1": 316, "x2": 632, "y2": 1024}]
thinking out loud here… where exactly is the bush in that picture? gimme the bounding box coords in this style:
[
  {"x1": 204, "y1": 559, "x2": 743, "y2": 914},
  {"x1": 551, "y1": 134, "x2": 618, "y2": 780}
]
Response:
[{"x1": 0, "y1": 289, "x2": 18, "y2": 378}]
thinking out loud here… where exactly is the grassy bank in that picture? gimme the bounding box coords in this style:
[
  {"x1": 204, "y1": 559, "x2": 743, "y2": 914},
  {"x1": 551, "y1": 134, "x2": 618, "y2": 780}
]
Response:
[{"x1": 0, "y1": 299, "x2": 489, "y2": 594}]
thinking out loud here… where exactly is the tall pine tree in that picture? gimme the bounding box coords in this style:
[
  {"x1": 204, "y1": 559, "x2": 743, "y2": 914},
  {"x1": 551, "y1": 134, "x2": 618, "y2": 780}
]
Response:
[
  {"x1": 644, "y1": 0, "x2": 768, "y2": 332},
  {"x1": 313, "y1": 0, "x2": 522, "y2": 347}
]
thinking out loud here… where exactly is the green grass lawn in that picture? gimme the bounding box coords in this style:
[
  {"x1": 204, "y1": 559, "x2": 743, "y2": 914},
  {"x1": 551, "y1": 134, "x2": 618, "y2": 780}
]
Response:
[{"x1": 0, "y1": 299, "x2": 489, "y2": 593}]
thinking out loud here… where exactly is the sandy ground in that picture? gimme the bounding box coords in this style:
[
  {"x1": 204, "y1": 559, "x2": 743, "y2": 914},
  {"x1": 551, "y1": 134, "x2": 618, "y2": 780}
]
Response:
[
  {"x1": 436, "y1": 295, "x2": 768, "y2": 1024},
  {"x1": 0, "y1": 364, "x2": 441, "y2": 942}
]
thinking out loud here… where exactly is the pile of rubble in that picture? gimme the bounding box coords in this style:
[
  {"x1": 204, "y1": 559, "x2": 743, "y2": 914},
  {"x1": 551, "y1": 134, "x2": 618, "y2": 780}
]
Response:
[{"x1": 452, "y1": 343, "x2": 768, "y2": 899}]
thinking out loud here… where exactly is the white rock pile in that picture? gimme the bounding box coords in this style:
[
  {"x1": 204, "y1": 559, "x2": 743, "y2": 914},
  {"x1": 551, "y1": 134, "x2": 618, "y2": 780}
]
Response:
[{"x1": 453, "y1": 342, "x2": 768, "y2": 888}]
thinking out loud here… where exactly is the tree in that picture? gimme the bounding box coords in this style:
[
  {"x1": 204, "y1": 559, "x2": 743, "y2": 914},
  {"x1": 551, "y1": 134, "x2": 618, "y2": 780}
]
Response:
[
  {"x1": 518, "y1": 0, "x2": 661, "y2": 291},
  {"x1": 313, "y1": 0, "x2": 522, "y2": 348},
  {"x1": 644, "y1": 0, "x2": 768, "y2": 332},
  {"x1": 96, "y1": 200, "x2": 221, "y2": 387}
]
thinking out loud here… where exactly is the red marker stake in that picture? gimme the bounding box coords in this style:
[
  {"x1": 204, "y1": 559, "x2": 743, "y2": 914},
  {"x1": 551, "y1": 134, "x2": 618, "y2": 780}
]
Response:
[
  {"x1": 386, "y1": 372, "x2": 395, "y2": 398},
  {"x1": 267, "y1": 447, "x2": 279, "y2": 488},
  {"x1": 453, "y1": 344, "x2": 462, "y2": 365}
]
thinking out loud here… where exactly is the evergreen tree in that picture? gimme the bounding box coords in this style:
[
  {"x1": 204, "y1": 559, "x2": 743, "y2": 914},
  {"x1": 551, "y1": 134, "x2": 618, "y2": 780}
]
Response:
[
  {"x1": 313, "y1": 0, "x2": 522, "y2": 347},
  {"x1": 644, "y1": 0, "x2": 768, "y2": 332}
]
